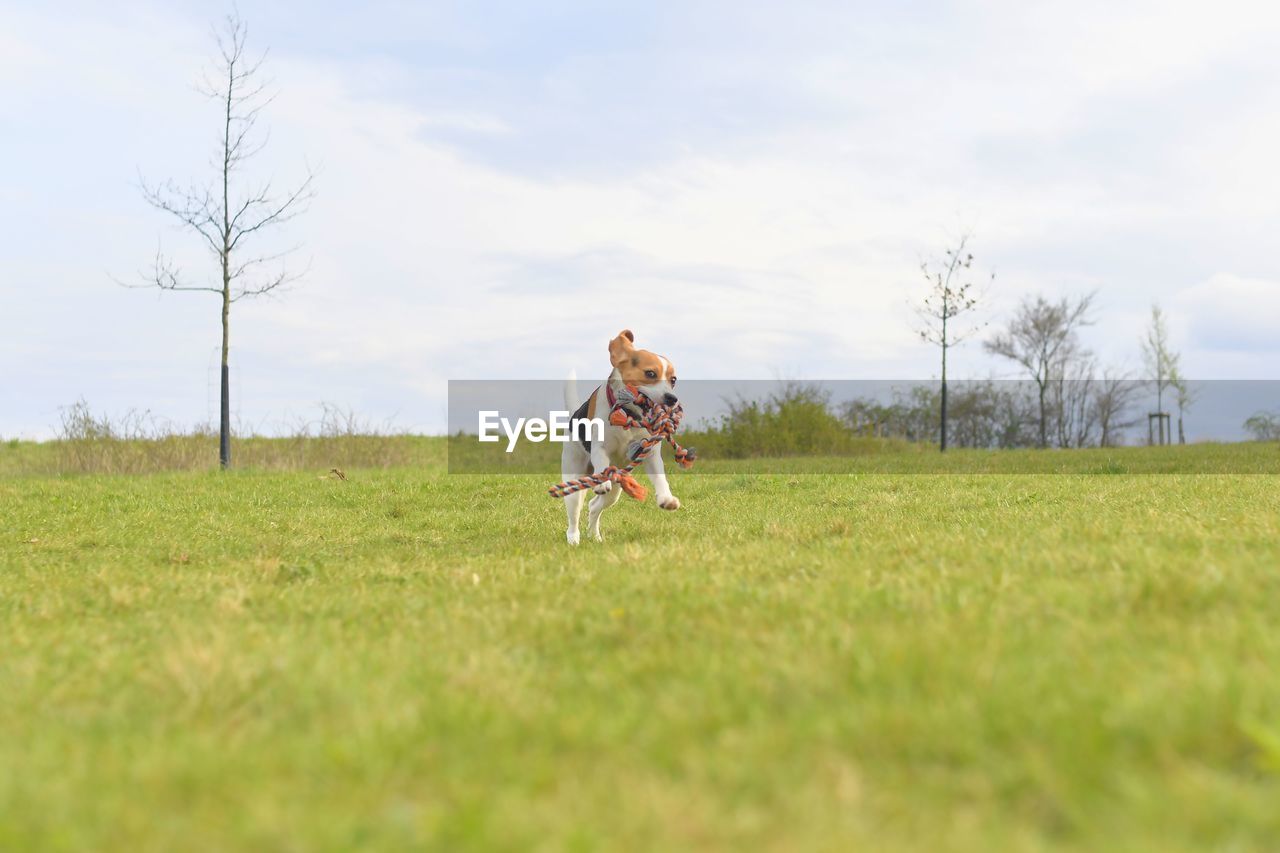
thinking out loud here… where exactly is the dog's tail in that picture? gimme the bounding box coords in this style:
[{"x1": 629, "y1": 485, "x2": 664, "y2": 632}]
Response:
[{"x1": 564, "y1": 368, "x2": 579, "y2": 411}]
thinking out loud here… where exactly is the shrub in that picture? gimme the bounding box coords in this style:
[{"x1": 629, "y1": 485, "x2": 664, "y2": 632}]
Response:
[
  {"x1": 1244, "y1": 411, "x2": 1280, "y2": 442},
  {"x1": 690, "y1": 383, "x2": 902, "y2": 459},
  {"x1": 8, "y1": 400, "x2": 440, "y2": 476}
]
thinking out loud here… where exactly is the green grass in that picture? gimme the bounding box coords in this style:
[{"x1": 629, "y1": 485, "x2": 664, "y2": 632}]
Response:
[
  {"x1": 3, "y1": 444, "x2": 1280, "y2": 850},
  {"x1": 0, "y1": 433, "x2": 444, "y2": 478},
  {"x1": 10, "y1": 430, "x2": 1275, "y2": 478},
  {"x1": 448, "y1": 433, "x2": 1280, "y2": 474}
]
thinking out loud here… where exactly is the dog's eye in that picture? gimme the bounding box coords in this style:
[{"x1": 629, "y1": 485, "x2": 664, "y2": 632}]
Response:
[
  {"x1": 644, "y1": 370, "x2": 657, "y2": 379},
  {"x1": 670, "y1": 377, "x2": 677, "y2": 387}
]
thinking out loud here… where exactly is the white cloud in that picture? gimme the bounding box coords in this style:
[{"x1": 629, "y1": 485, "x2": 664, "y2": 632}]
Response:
[
  {"x1": 3, "y1": 0, "x2": 1280, "y2": 437},
  {"x1": 1174, "y1": 274, "x2": 1280, "y2": 354}
]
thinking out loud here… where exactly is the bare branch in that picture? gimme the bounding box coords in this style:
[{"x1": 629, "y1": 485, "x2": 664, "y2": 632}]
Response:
[
  {"x1": 229, "y1": 170, "x2": 316, "y2": 248},
  {"x1": 114, "y1": 247, "x2": 222, "y2": 294},
  {"x1": 137, "y1": 172, "x2": 224, "y2": 256},
  {"x1": 228, "y1": 244, "x2": 302, "y2": 280},
  {"x1": 227, "y1": 119, "x2": 274, "y2": 170},
  {"x1": 231, "y1": 257, "x2": 311, "y2": 302}
]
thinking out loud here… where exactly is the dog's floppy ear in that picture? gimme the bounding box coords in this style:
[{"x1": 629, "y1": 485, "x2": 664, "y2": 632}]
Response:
[{"x1": 608, "y1": 329, "x2": 635, "y2": 367}]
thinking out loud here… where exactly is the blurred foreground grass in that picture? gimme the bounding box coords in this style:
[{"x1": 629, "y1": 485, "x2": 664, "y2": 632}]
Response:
[{"x1": 2, "y1": 443, "x2": 1279, "y2": 849}]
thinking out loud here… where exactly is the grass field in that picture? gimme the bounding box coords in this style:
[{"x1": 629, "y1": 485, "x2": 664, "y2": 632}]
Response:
[{"x1": 3, "y1": 441, "x2": 1280, "y2": 850}]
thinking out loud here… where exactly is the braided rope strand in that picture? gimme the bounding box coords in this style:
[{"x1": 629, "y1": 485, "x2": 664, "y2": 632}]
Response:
[{"x1": 548, "y1": 395, "x2": 696, "y2": 501}]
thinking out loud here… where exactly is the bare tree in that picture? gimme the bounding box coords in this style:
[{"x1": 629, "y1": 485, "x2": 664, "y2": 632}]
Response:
[
  {"x1": 1093, "y1": 372, "x2": 1142, "y2": 447},
  {"x1": 984, "y1": 293, "x2": 1095, "y2": 448},
  {"x1": 1050, "y1": 352, "x2": 1097, "y2": 449},
  {"x1": 1140, "y1": 305, "x2": 1179, "y2": 444},
  {"x1": 122, "y1": 13, "x2": 314, "y2": 468},
  {"x1": 915, "y1": 234, "x2": 990, "y2": 452},
  {"x1": 1171, "y1": 368, "x2": 1197, "y2": 445}
]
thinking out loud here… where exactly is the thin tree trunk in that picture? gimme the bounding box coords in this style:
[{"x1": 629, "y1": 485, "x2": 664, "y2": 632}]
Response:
[
  {"x1": 1037, "y1": 381, "x2": 1048, "y2": 449},
  {"x1": 940, "y1": 339, "x2": 948, "y2": 453},
  {"x1": 219, "y1": 66, "x2": 233, "y2": 470},
  {"x1": 220, "y1": 285, "x2": 230, "y2": 468}
]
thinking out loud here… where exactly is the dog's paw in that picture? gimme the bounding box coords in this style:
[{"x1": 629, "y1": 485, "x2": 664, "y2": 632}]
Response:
[
  {"x1": 593, "y1": 480, "x2": 613, "y2": 495},
  {"x1": 658, "y1": 495, "x2": 681, "y2": 511},
  {"x1": 566, "y1": 529, "x2": 580, "y2": 546}
]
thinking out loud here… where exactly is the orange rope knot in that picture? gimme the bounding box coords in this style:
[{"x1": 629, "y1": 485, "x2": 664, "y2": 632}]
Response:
[{"x1": 547, "y1": 388, "x2": 697, "y2": 501}]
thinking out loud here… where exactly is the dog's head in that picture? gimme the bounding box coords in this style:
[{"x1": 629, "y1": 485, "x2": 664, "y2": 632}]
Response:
[{"x1": 608, "y1": 329, "x2": 678, "y2": 405}]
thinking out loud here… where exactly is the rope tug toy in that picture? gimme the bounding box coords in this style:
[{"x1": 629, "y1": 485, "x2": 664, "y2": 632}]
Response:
[{"x1": 547, "y1": 385, "x2": 697, "y2": 502}]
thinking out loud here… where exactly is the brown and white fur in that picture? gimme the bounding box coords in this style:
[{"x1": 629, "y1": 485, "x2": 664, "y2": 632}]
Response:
[{"x1": 562, "y1": 330, "x2": 681, "y2": 545}]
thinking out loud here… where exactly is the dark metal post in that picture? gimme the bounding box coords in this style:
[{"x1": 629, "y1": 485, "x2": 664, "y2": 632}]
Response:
[{"x1": 219, "y1": 363, "x2": 231, "y2": 468}]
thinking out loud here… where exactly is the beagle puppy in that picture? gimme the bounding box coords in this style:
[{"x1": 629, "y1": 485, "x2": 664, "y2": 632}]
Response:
[{"x1": 561, "y1": 330, "x2": 680, "y2": 544}]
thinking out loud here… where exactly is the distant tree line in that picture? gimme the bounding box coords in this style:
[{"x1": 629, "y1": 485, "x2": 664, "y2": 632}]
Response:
[
  {"x1": 840, "y1": 378, "x2": 1144, "y2": 449},
  {"x1": 722, "y1": 379, "x2": 1273, "y2": 452},
  {"x1": 710, "y1": 380, "x2": 1147, "y2": 454},
  {"x1": 913, "y1": 235, "x2": 1205, "y2": 449}
]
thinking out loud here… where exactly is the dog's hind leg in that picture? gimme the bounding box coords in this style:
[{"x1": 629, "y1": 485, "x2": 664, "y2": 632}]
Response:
[{"x1": 562, "y1": 443, "x2": 589, "y2": 545}]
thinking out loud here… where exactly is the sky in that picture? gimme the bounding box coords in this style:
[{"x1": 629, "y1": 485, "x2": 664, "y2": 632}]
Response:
[{"x1": 3, "y1": 0, "x2": 1279, "y2": 438}]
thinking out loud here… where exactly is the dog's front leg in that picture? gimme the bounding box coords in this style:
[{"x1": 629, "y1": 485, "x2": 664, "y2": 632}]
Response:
[
  {"x1": 584, "y1": 444, "x2": 620, "y2": 541},
  {"x1": 586, "y1": 483, "x2": 622, "y2": 541},
  {"x1": 644, "y1": 448, "x2": 680, "y2": 511}
]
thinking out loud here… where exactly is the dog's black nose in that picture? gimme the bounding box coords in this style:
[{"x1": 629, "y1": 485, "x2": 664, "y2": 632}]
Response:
[{"x1": 662, "y1": 392, "x2": 678, "y2": 406}]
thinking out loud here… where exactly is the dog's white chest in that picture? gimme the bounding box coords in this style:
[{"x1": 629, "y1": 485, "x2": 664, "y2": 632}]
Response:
[{"x1": 602, "y1": 425, "x2": 647, "y2": 460}]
